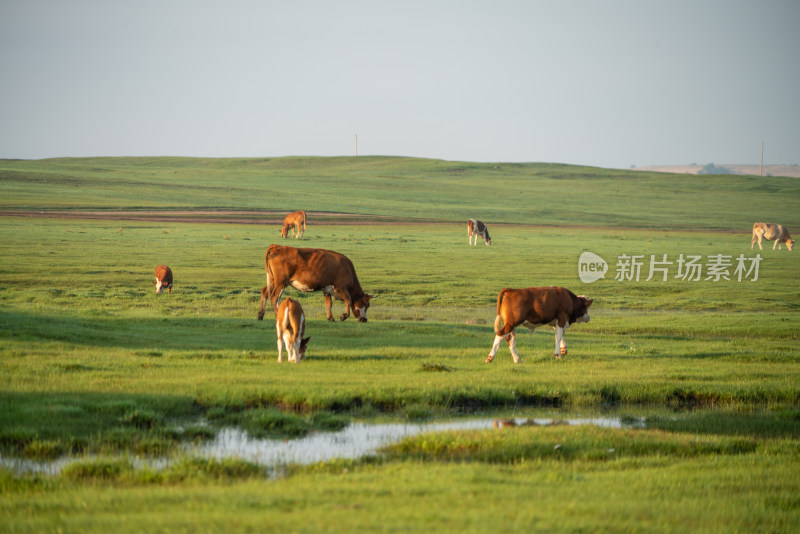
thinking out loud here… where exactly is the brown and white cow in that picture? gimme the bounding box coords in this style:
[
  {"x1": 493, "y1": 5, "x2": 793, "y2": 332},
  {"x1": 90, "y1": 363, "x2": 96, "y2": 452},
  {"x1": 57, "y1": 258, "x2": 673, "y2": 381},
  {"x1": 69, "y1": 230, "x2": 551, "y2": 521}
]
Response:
[
  {"x1": 153, "y1": 265, "x2": 173, "y2": 294},
  {"x1": 468, "y1": 219, "x2": 491, "y2": 246},
  {"x1": 751, "y1": 222, "x2": 794, "y2": 251},
  {"x1": 257, "y1": 244, "x2": 374, "y2": 322},
  {"x1": 276, "y1": 297, "x2": 310, "y2": 363},
  {"x1": 281, "y1": 210, "x2": 306, "y2": 239},
  {"x1": 486, "y1": 287, "x2": 592, "y2": 363}
]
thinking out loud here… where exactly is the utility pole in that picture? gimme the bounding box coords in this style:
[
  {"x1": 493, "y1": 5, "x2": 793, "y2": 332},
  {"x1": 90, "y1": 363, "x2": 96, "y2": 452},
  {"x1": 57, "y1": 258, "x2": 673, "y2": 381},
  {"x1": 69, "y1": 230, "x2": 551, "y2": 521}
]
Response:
[{"x1": 760, "y1": 142, "x2": 764, "y2": 176}]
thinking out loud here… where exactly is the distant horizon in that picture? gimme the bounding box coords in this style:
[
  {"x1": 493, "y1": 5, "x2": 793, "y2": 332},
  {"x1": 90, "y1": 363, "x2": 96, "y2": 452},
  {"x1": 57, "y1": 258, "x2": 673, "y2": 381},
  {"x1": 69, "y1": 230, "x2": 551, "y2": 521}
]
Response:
[{"x1": 3, "y1": 153, "x2": 797, "y2": 171}]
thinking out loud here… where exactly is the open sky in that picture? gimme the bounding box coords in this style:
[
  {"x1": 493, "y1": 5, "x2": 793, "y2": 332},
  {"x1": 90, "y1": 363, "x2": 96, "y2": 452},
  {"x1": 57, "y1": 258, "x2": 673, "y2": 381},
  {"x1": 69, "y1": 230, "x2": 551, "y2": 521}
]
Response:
[{"x1": 1, "y1": 0, "x2": 798, "y2": 168}]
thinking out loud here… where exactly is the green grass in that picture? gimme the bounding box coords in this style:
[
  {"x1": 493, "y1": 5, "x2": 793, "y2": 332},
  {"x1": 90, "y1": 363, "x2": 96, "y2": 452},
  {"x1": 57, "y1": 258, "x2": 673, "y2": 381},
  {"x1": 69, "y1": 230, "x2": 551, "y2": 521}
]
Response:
[
  {"x1": 1, "y1": 156, "x2": 799, "y2": 532},
  {"x1": 1, "y1": 156, "x2": 799, "y2": 229}
]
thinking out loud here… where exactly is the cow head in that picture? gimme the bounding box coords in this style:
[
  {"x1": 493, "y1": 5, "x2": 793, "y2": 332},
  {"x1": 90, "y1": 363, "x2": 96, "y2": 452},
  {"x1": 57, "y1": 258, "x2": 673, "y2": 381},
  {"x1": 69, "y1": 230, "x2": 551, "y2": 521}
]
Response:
[
  {"x1": 485, "y1": 237, "x2": 492, "y2": 246},
  {"x1": 787, "y1": 239, "x2": 795, "y2": 251},
  {"x1": 574, "y1": 296, "x2": 593, "y2": 323},
  {"x1": 298, "y1": 337, "x2": 311, "y2": 361},
  {"x1": 280, "y1": 225, "x2": 289, "y2": 238},
  {"x1": 154, "y1": 278, "x2": 172, "y2": 294},
  {"x1": 353, "y1": 294, "x2": 375, "y2": 322}
]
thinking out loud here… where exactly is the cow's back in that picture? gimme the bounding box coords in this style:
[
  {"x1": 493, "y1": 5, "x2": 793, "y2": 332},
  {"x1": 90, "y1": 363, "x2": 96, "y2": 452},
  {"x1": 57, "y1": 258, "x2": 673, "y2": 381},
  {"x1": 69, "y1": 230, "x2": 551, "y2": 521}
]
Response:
[
  {"x1": 155, "y1": 265, "x2": 172, "y2": 283},
  {"x1": 267, "y1": 245, "x2": 359, "y2": 290},
  {"x1": 754, "y1": 222, "x2": 781, "y2": 240}
]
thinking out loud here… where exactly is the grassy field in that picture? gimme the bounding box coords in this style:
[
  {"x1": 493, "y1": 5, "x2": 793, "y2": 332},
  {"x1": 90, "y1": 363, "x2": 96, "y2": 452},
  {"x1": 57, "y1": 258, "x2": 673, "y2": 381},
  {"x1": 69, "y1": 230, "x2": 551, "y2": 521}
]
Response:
[{"x1": 1, "y1": 157, "x2": 799, "y2": 532}]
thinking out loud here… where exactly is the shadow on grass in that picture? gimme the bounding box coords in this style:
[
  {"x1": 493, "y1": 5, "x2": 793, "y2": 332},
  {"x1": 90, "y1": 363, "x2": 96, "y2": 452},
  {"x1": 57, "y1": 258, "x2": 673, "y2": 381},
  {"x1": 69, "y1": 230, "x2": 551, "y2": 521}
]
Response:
[{"x1": 0, "y1": 310, "x2": 489, "y2": 353}]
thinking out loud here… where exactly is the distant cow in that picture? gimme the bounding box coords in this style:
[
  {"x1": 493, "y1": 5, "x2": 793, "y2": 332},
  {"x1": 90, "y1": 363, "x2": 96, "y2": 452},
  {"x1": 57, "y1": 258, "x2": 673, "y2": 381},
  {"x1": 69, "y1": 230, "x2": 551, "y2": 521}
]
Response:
[
  {"x1": 276, "y1": 297, "x2": 310, "y2": 363},
  {"x1": 257, "y1": 244, "x2": 374, "y2": 322},
  {"x1": 751, "y1": 222, "x2": 794, "y2": 251},
  {"x1": 153, "y1": 265, "x2": 173, "y2": 294},
  {"x1": 468, "y1": 219, "x2": 491, "y2": 246},
  {"x1": 486, "y1": 287, "x2": 592, "y2": 363},
  {"x1": 281, "y1": 210, "x2": 306, "y2": 239}
]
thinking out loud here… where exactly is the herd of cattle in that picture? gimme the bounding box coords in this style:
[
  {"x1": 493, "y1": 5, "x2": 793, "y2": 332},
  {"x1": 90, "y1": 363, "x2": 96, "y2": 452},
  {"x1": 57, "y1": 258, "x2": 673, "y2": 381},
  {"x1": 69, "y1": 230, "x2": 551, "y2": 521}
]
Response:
[{"x1": 152, "y1": 213, "x2": 794, "y2": 364}]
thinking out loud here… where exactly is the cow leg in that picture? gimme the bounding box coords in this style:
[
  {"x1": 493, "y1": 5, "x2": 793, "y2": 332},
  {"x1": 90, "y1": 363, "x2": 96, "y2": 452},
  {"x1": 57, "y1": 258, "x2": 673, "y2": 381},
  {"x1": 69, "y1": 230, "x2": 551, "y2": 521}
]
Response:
[
  {"x1": 487, "y1": 328, "x2": 520, "y2": 363},
  {"x1": 486, "y1": 334, "x2": 504, "y2": 363},
  {"x1": 334, "y1": 288, "x2": 353, "y2": 321},
  {"x1": 505, "y1": 331, "x2": 521, "y2": 363},
  {"x1": 757, "y1": 234, "x2": 763, "y2": 250},
  {"x1": 324, "y1": 294, "x2": 335, "y2": 322},
  {"x1": 276, "y1": 327, "x2": 285, "y2": 363},
  {"x1": 259, "y1": 284, "x2": 285, "y2": 320},
  {"x1": 554, "y1": 326, "x2": 566, "y2": 358},
  {"x1": 258, "y1": 285, "x2": 282, "y2": 320}
]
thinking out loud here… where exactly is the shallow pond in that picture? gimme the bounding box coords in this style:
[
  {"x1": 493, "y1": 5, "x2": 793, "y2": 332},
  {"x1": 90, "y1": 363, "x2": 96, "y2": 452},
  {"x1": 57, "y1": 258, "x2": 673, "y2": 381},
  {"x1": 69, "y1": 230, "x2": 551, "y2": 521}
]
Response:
[{"x1": 1, "y1": 415, "x2": 645, "y2": 477}]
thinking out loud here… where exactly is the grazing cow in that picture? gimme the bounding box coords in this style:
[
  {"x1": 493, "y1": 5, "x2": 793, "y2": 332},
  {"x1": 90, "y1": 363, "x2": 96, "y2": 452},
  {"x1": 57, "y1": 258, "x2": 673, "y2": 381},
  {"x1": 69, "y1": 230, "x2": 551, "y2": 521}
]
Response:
[
  {"x1": 468, "y1": 219, "x2": 491, "y2": 246},
  {"x1": 486, "y1": 287, "x2": 592, "y2": 363},
  {"x1": 257, "y1": 244, "x2": 374, "y2": 323},
  {"x1": 153, "y1": 265, "x2": 173, "y2": 294},
  {"x1": 751, "y1": 222, "x2": 794, "y2": 251},
  {"x1": 281, "y1": 210, "x2": 306, "y2": 239},
  {"x1": 276, "y1": 297, "x2": 310, "y2": 363}
]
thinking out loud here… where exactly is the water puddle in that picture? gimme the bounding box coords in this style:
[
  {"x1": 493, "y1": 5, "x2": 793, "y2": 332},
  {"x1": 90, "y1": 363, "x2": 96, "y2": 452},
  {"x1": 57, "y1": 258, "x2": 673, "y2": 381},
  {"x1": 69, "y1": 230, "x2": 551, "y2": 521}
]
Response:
[{"x1": 0, "y1": 416, "x2": 645, "y2": 476}]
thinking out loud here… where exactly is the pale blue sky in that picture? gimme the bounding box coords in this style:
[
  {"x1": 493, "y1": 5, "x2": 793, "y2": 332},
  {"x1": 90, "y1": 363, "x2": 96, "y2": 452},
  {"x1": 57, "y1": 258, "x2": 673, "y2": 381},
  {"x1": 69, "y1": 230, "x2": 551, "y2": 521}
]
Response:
[{"x1": 1, "y1": 0, "x2": 797, "y2": 168}]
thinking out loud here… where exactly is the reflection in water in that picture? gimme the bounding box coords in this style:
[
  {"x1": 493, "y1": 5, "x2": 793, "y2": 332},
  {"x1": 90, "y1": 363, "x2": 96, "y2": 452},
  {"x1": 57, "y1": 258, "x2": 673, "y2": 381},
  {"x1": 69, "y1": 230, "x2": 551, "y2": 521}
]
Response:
[{"x1": 0, "y1": 416, "x2": 644, "y2": 476}]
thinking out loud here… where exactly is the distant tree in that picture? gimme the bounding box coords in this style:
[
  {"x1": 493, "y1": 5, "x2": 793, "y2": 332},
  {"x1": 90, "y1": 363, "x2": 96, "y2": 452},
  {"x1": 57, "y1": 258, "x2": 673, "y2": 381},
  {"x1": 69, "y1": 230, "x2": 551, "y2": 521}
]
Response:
[{"x1": 697, "y1": 163, "x2": 733, "y2": 175}]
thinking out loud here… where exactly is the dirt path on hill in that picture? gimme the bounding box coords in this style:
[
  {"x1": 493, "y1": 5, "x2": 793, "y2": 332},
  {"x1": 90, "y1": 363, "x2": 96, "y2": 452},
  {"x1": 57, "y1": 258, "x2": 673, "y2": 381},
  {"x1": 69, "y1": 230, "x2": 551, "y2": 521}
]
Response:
[
  {"x1": 0, "y1": 209, "x2": 746, "y2": 234},
  {"x1": 0, "y1": 210, "x2": 412, "y2": 225}
]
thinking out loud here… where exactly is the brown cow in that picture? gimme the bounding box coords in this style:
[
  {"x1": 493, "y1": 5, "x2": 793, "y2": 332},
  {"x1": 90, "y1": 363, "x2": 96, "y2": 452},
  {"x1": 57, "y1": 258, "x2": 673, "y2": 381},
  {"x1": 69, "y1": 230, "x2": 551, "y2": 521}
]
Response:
[
  {"x1": 751, "y1": 222, "x2": 794, "y2": 251},
  {"x1": 276, "y1": 297, "x2": 310, "y2": 363},
  {"x1": 468, "y1": 219, "x2": 491, "y2": 246},
  {"x1": 486, "y1": 287, "x2": 592, "y2": 363},
  {"x1": 257, "y1": 244, "x2": 374, "y2": 322},
  {"x1": 281, "y1": 210, "x2": 306, "y2": 239},
  {"x1": 153, "y1": 265, "x2": 173, "y2": 294}
]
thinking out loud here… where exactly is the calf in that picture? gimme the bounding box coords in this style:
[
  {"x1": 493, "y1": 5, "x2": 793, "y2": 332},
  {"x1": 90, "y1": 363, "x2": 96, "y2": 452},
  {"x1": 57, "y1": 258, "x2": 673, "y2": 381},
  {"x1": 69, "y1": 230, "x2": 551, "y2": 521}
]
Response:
[
  {"x1": 486, "y1": 287, "x2": 592, "y2": 363},
  {"x1": 258, "y1": 244, "x2": 374, "y2": 322},
  {"x1": 751, "y1": 222, "x2": 794, "y2": 251},
  {"x1": 276, "y1": 297, "x2": 310, "y2": 363},
  {"x1": 281, "y1": 210, "x2": 306, "y2": 239},
  {"x1": 468, "y1": 219, "x2": 491, "y2": 246},
  {"x1": 153, "y1": 265, "x2": 173, "y2": 294}
]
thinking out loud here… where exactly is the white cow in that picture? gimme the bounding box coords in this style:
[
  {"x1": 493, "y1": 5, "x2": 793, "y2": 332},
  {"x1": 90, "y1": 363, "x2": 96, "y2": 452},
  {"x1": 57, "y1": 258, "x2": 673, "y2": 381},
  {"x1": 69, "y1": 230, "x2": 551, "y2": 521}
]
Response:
[
  {"x1": 751, "y1": 223, "x2": 794, "y2": 251},
  {"x1": 468, "y1": 219, "x2": 491, "y2": 246}
]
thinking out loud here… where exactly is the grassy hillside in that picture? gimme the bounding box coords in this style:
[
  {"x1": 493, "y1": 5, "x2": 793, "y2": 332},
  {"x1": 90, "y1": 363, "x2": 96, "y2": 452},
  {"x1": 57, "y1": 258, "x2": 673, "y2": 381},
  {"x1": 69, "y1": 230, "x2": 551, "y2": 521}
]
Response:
[{"x1": 2, "y1": 156, "x2": 799, "y2": 230}]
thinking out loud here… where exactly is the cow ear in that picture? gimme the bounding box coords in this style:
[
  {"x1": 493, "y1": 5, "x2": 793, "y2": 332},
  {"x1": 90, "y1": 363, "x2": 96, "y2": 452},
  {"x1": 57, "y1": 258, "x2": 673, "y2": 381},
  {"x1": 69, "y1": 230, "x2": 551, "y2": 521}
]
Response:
[
  {"x1": 367, "y1": 294, "x2": 376, "y2": 300},
  {"x1": 301, "y1": 337, "x2": 311, "y2": 348},
  {"x1": 584, "y1": 298, "x2": 593, "y2": 307}
]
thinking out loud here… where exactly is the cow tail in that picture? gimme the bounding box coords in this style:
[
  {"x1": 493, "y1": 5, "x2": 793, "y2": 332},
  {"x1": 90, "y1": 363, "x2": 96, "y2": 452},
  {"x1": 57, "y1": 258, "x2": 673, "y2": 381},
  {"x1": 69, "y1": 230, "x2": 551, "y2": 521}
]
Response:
[
  {"x1": 265, "y1": 244, "x2": 279, "y2": 291},
  {"x1": 493, "y1": 289, "x2": 507, "y2": 335},
  {"x1": 280, "y1": 302, "x2": 290, "y2": 331},
  {"x1": 258, "y1": 245, "x2": 279, "y2": 320}
]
